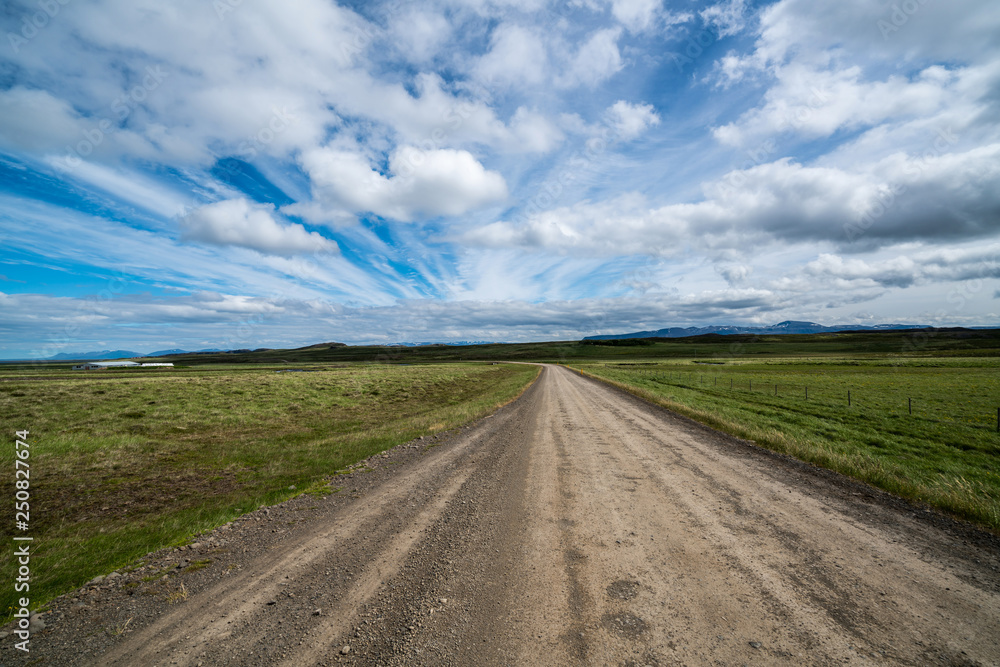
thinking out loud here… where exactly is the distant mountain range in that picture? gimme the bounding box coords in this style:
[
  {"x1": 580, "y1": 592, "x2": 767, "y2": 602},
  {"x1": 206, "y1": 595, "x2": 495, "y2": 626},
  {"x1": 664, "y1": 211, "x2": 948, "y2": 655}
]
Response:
[
  {"x1": 46, "y1": 348, "x2": 226, "y2": 361},
  {"x1": 34, "y1": 323, "x2": 993, "y2": 360},
  {"x1": 583, "y1": 321, "x2": 933, "y2": 341},
  {"x1": 47, "y1": 349, "x2": 145, "y2": 360},
  {"x1": 388, "y1": 341, "x2": 498, "y2": 347},
  {"x1": 40, "y1": 342, "x2": 496, "y2": 361}
]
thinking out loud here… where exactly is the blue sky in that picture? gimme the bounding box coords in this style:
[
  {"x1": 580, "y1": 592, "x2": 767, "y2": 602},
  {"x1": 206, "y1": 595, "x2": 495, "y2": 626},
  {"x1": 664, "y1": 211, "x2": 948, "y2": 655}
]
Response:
[{"x1": 1, "y1": 0, "x2": 999, "y2": 358}]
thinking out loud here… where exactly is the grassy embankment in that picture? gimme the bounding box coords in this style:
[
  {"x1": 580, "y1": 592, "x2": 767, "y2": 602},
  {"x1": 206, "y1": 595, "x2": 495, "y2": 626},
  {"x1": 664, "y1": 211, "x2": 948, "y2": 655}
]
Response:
[
  {"x1": 572, "y1": 357, "x2": 1000, "y2": 531},
  {"x1": 0, "y1": 362, "x2": 539, "y2": 619}
]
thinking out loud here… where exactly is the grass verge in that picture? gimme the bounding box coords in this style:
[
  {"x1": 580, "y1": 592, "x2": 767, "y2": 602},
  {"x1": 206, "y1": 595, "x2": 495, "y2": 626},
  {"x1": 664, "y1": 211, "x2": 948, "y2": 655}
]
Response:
[
  {"x1": 1, "y1": 362, "x2": 539, "y2": 620},
  {"x1": 571, "y1": 358, "x2": 1000, "y2": 532}
]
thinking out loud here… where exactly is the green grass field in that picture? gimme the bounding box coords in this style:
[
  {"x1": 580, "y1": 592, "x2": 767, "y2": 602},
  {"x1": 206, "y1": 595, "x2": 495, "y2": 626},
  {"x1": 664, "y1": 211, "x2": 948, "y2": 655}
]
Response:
[
  {"x1": 572, "y1": 357, "x2": 1000, "y2": 531},
  {"x1": 0, "y1": 362, "x2": 539, "y2": 620},
  {"x1": 2, "y1": 328, "x2": 999, "y2": 622}
]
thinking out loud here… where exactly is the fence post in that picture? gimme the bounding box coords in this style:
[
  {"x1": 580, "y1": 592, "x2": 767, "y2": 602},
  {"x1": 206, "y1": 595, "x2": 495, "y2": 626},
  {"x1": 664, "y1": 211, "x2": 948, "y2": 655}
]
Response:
[
  {"x1": 805, "y1": 386, "x2": 808, "y2": 400},
  {"x1": 848, "y1": 390, "x2": 851, "y2": 407},
  {"x1": 909, "y1": 397, "x2": 912, "y2": 415}
]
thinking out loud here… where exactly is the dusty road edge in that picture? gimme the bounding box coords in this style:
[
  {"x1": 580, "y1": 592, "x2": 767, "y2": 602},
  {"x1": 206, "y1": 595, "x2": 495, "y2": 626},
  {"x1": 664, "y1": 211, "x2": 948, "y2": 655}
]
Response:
[
  {"x1": 0, "y1": 364, "x2": 543, "y2": 648},
  {"x1": 566, "y1": 363, "x2": 1000, "y2": 548}
]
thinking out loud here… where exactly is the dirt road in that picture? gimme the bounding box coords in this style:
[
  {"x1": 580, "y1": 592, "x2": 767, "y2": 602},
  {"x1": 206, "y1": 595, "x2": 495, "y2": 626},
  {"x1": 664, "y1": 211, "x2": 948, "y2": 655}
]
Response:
[{"x1": 10, "y1": 364, "x2": 1000, "y2": 665}]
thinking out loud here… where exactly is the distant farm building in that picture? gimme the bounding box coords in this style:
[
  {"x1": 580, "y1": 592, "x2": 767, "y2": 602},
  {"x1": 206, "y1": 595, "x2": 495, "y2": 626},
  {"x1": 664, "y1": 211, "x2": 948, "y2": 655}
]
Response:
[
  {"x1": 72, "y1": 361, "x2": 139, "y2": 370},
  {"x1": 72, "y1": 361, "x2": 174, "y2": 370}
]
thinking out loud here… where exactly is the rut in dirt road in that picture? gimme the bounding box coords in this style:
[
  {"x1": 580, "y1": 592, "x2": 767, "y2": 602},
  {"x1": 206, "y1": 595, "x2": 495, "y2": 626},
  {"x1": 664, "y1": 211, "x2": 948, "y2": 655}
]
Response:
[{"x1": 11, "y1": 364, "x2": 1000, "y2": 666}]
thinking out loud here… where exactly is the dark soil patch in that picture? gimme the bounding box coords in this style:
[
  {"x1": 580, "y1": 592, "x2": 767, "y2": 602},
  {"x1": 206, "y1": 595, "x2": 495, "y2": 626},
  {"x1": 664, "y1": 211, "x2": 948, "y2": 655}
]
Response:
[
  {"x1": 35, "y1": 467, "x2": 248, "y2": 531},
  {"x1": 607, "y1": 579, "x2": 640, "y2": 600},
  {"x1": 603, "y1": 611, "x2": 649, "y2": 638}
]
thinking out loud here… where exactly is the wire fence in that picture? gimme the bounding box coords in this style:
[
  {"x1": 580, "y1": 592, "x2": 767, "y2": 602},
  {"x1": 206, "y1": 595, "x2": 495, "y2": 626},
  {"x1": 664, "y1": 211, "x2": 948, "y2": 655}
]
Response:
[{"x1": 614, "y1": 367, "x2": 1000, "y2": 434}]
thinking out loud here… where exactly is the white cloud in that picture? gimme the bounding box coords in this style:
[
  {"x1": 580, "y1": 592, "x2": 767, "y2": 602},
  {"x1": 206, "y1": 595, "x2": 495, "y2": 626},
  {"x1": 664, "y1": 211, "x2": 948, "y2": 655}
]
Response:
[
  {"x1": 710, "y1": 0, "x2": 1000, "y2": 150},
  {"x1": 558, "y1": 28, "x2": 624, "y2": 88},
  {"x1": 0, "y1": 85, "x2": 173, "y2": 165},
  {"x1": 571, "y1": 0, "x2": 690, "y2": 34},
  {"x1": 44, "y1": 158, "x2": 190, "y2": 219},
  {"x1": 388, "y1": 8, "x2": 452, "y2": 63},
  {"x1": 804, "y1": 254, "x2": 919, "y2": 289},
  {"x1": 291, "y1": 145, "x2": 508, "y2": 224},
  {"x1": 744, "y1": 0, "x2": 1000, "y2": 71},
  {"x1": 0, "y1": 289, "x2": 796, "y2": 355},
  {"x1": 0, "y1": 87, "x2": 83, "y2": 152},
  {"x1": 474, "y1": 24, "x2": 549, "y2": 88},
  {"x1": 611, "y1": 0, "x2": 661, "y2": 33},
  {"x1": 1, "y1": 192, "x2": 430, "y2": 311},
  {"x1": 0, "y1": 0, "x2": 528, "y2": 166},
  {"x1": 344, "y1": 73, "x2": 512, "y2": 149},
  {"x1": 464, "y1": 194, "x2": 679, "y2": 256},
  {"x1": 3, "y1": 0, "x2": 1000, "y2": 355},
  {"x1": 509, "y1": 107, "x2": 564, "y2": 153},
  {"x1": 464, "y1": 143, "x2": 1000, "y2": 256},
  {"x1": 605, "y1": 100, "x2": 660, "y2": 140},
  {"x1": 804, "y1": 245, "x2": 1000, "y2": 288},
  {"x1": 717, "y1": 264, "x2": 753, "y2": 284},
  {"x1": 180, "y1": 199, "x2": 338, "y2": 256},
  {"x1": 0, "y1": 193, "x2": 343, "y2": 301},
  {"x1": 713, "y1": 64, "x2": 968, "y2": 147},
  {"x1": 700, "y1": 0, "x2": 750, "y2": 38}
]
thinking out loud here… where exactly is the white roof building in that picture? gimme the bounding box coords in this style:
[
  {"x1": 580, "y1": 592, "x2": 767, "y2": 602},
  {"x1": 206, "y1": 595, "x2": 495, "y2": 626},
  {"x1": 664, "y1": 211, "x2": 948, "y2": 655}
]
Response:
[
  {"x1": 72, "y1": 360, "x2": 174, "y2": 370},
  {"x1": 72, "y1": 360, "x2": 141, "y2": 370}
]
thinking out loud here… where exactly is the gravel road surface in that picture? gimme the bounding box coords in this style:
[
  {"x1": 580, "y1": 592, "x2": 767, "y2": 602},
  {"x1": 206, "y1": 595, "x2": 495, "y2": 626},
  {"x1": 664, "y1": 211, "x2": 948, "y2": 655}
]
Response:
[{"x1": 6, "y1": 364, "x2": 999, "y2": 665}]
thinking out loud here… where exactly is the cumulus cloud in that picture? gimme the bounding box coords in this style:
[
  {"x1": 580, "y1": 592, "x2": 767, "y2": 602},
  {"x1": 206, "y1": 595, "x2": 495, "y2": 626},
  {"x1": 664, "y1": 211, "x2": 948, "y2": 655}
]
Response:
[
  {"x1": 290, "y1": 145, "x2": 508, "y2": 224},
  {"x1": 180, "y1": 199, "x2": 338, "y2": 256},
  {"x1": 605, "y1": 100, "x2": 660, "y2": 140}
]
